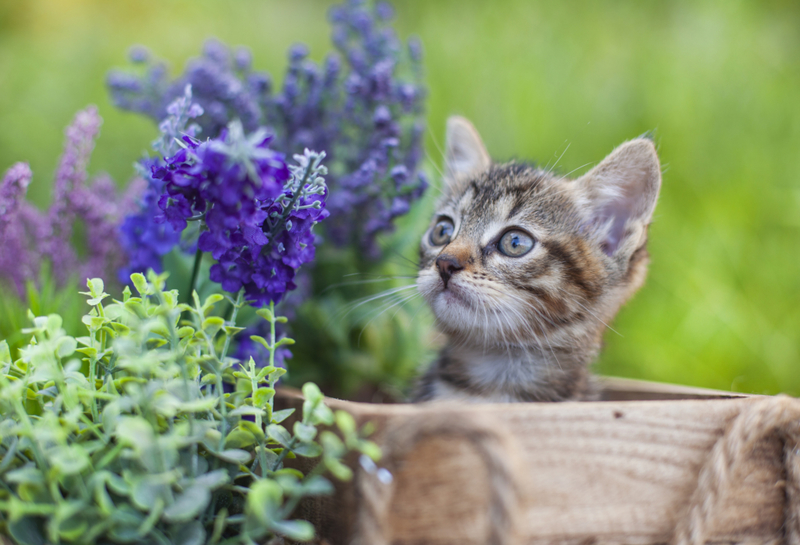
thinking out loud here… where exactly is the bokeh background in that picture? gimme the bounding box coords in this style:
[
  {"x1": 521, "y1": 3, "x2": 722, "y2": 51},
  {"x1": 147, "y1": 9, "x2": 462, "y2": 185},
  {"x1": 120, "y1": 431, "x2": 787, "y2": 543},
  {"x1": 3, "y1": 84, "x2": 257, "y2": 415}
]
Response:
[{"x1": 1, "y1": 0, "x2": 799, "y2": 395}]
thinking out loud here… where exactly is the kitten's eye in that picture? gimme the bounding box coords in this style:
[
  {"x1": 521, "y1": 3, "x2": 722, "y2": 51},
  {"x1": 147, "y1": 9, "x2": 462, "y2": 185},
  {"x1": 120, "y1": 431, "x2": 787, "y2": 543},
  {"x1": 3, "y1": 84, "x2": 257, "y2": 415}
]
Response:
[
  {"x1": 429, "y1": 218, "x2": 455, "y2": 246},
  {"x1": 498, "y1": 230, "x2": 535, "y2": 257}
]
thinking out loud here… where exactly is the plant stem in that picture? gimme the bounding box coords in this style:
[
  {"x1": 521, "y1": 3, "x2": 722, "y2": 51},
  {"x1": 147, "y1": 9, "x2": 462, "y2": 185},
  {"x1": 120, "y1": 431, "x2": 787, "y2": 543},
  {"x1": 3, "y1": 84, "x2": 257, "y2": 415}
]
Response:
[
  {"x1": 185, "y1": 246, "x2": 204, "y2": 304},
  {"x1": 268, "y1": 302, "x2": 276, "y2": 411},
  {"x1": 220, "y1": 289, "x2": 245, "y2": 362}
]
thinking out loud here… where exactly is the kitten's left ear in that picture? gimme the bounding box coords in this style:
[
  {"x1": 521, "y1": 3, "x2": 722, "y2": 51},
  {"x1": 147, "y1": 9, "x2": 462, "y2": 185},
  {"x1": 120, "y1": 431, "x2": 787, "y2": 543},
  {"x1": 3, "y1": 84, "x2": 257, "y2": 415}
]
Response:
[
  {"x1": 578, "y1": 138, "x2": 662, "y2": 258},
  {"x1": 443, "y1": 116, "x2": 491, "y2": 192}
]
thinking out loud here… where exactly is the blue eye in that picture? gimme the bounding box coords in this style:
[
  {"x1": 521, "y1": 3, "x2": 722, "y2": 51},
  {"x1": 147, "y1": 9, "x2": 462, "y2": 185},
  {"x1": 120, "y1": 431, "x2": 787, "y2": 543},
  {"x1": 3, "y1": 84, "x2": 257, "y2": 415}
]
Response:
[
  {"x1": 498, "y1": 230, "x2": 534, "y2": 257},
  {"x1": 430, "y1": 218, "x2": 454, "y2": 246}
]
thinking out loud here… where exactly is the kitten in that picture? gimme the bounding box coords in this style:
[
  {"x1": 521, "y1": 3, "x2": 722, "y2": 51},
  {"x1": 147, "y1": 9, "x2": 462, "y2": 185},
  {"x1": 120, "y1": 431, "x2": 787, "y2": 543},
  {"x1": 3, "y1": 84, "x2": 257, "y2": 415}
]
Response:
[{"x1": 413, "y1": 117, "x2": 661, "y2": 403}]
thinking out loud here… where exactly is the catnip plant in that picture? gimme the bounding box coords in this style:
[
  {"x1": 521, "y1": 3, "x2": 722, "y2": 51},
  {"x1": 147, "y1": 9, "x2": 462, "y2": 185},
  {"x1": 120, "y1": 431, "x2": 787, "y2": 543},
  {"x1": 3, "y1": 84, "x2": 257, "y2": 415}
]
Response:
[{"x1": 0, "y1": 274, "x2": 378, "y2": 544}]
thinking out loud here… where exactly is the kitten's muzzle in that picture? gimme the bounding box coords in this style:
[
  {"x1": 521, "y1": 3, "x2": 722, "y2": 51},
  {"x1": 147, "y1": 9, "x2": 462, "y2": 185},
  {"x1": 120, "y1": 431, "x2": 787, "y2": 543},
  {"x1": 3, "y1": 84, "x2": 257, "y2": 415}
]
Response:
[{"x1": 436, "y1": 254, "x2": 464, "y2": 288}]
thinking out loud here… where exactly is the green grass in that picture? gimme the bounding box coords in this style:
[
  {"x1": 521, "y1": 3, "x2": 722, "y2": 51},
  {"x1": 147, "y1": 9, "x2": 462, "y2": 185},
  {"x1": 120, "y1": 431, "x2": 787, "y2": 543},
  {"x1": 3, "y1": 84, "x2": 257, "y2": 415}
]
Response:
[{"x1": 2, "y1": 0, "x2": 799, "y2": 395}]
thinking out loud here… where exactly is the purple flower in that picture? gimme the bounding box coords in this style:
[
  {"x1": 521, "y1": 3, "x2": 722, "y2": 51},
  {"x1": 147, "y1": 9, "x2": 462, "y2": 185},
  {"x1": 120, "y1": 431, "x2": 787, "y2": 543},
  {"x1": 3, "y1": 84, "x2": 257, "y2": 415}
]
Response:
[
  {"x1": 45, "y1": 106, "x2": 102, "y2": 284},
  {"x1": 108, "y1": 0, "x2": 428, "y2": 261},
  {"x1": 0, "y1": 163, "x2": 33, "y2": 232},
  {"x1": 131, "y1": 111, "x2": 330, "y2": 307},
  {"x1": 0, "y1": 163, "x2": 41, "y2": 296},
  {"x1": 1, "y1": 108, "x2": 136, "y2": 296}
]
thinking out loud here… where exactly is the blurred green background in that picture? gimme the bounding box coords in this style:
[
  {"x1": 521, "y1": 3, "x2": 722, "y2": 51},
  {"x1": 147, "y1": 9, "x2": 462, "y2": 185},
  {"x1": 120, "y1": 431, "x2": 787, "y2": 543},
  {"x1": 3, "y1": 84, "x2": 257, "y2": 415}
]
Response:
[{"x1": 1, "y1": 0, "x2": 799, "y2": 395}]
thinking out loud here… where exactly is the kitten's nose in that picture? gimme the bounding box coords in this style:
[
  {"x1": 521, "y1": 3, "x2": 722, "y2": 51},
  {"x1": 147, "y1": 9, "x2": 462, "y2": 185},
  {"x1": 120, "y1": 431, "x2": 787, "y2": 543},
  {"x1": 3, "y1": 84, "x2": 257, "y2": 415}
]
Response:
[{"x1": 435, "y1": 254, "x2": 464, "y2": 288}]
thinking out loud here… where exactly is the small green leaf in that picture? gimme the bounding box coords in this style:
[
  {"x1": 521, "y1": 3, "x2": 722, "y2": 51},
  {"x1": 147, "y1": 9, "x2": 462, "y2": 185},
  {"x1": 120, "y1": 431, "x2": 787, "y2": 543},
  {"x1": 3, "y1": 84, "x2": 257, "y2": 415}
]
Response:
[
  {"x1": 75, "y1": 347, "x2": 98, "y2": 358},
  {"x1": 130, "y1": 273, "x2": 148, "y2": 296},
  {"x1": 275, "y1": 337, "x2": 295, "y2": 347},
  {"x1": 0, "y1": 340, "x2": 11, "y2": 364},
  {"x1": 238, "y1": 420, "x2": 265, "y2": 441},
  {"x1": 335, "y1": 410, "x2": 356, "y2": 435},
  {"x1": 131, "y1": 477, "x2": 170, "y2": 511},
  {"x1": 215, "y1": 449, "x2": 251, "y2": 464},
  {"x1": 87, "y1": 278, "x2": 105, "y2": 297},
  {"x1": 292, "y1": 442, "x2": 322, "y2": 457},
  {"x1": 246, "y1": 479, "x2": 282, "y2": 527},
  {"x1": 224, "y1": 427, "x2": 257, "y2": 449},
  {"x1": 294, "y1": 422, "x2": 317, "y2": 443},
  {"x1": 358, "y1": 440, "x2": 382, "y2": 462},
  {"x1": 326, "y1": 458, "x2": 353, "y2": 481},
  {"x1": 202, "y1": 316, "x2": 225, "y2": 335},
  {"x1": 55, "y1": 501, "x2": 88, "y2": 540},
  {"x1": 56, "y1": 336, "x2": 77, "y2": 358},
  {"x1": 249, "y1": 335, "x2": 270, "y2": 350},
  {"x1": 8, "y1": 516, "x2": 47, "y2": 545},
  {"x1": 256, "y1": 307, "x2": 274, "y2": 322},
  {"x1": 269, "y1": 368, "x2": 287, "y2": 383},
  {"x1": 320, "y1": 431, "x2": 345, "y2": 457},
  {"x1": 270, "y1": 519, "x2": 315, "y2": 541},
  {"x1": 256, "y1": 366, "x2": 277, "y2": 381},
  {"x1": 253, "y1": 387, "x2": 275, "y2": 408},
  {"x1": 49, "y1": 445, "x2": 90, "y2": 476},
  {"x1": 271, "y1": 408, "x2": 295, "y2": 424},
  {"x1": 172, "y1": 520, "x2": 206, "y2": 545},
  {"x1": 267, "y1": 424, "x2": 293, "y2": 448},
  {"x1": 202, "y1": 293, "x2": 225, "y2": 310},
  {"x1": 193, "y1": 469, "x2": 229, "y2": 490},
  {"x1": 228, "y1": 406, "x2": 266, "y2": 418},
  {"x1": 163, "y1": 485, "x2": 210, "y2": 522},
  {"x1": 273, "y1": 467, "x2": 305, "y2": 480},
  {"x1": 305, "y1": 400, "x2": 334, "y2": 426},
  {"x1": 302, "y1": 382, "x2": 324, "y2": 403},
  {"x1": 176, "y1": 397, "x2": 217, "y2": 413},
  {"x1": 302, "y1": 475, "x2": 334, "y2": 495},
  {"x1": 223, "y1": 325, "x2": 245, "y2": 336},
  {"x1": 5, "y1": 467, "x2": 45, "y2": 485}
]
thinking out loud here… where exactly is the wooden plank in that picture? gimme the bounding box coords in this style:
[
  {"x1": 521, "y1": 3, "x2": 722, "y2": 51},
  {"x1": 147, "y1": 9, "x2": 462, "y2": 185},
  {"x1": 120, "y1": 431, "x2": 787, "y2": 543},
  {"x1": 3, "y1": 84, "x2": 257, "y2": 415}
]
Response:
[
  {"x1": 278, "y1": 381, "x2": 787, "y2": 545},
  {"x1": 597, "y1": 376, "x2": 750, "y2": 401}
]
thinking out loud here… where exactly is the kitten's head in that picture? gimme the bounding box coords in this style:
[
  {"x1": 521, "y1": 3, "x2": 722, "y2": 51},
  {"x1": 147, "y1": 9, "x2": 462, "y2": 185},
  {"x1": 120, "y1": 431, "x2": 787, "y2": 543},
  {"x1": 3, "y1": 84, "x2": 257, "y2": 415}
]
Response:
[{"x1": 417, "y1": 117, "x2": 661, "y2": 351}]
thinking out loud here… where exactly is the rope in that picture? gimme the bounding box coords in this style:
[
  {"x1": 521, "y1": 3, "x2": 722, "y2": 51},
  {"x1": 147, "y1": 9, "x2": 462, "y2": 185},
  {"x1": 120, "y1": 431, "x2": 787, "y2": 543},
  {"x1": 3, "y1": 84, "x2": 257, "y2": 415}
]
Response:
[
  {"x1": 671, "y1": 395, "x2": 800, "y2": 545},
  {"x1": 352, "y1": 412, "x2": 522, "y2": 545}
]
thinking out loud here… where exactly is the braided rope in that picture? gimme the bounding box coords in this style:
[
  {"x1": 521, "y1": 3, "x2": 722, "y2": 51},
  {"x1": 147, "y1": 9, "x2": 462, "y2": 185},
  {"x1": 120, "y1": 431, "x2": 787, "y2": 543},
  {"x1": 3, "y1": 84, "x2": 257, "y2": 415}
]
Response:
[
  {"x1": 352, "y1": 412, "x2": 522, "y2": 545},
  {"x1": 671, "y1": 395, "x2": 800, "y2": 545}
]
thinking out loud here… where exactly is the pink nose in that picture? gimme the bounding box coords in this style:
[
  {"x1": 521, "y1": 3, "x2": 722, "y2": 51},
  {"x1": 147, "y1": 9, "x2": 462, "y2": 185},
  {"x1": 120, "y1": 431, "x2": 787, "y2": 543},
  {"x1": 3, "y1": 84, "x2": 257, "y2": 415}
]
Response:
[{"x1": 435, "y1": 255, "x2": 464, "y2": 288}]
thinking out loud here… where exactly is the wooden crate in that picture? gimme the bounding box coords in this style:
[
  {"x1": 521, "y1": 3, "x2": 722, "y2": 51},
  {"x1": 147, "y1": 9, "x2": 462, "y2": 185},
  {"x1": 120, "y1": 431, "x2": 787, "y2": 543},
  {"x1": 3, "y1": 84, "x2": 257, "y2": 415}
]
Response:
[{"x1": 277, "y1": 378, "x2": 800, "y2": 545}]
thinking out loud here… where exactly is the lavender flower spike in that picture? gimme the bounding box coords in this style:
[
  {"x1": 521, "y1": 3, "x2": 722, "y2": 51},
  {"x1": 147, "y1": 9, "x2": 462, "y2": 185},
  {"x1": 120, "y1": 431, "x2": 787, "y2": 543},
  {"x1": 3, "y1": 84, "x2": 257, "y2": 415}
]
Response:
[
  {"x1": 0, "y1": 162, "x2": 41, "y2": 296},
  {"x1": 0, "y1": 163, "x2": 32, "y2": 232},
  {"x1": 45, "y1": 106, "x2": 103, "y2": 284}
]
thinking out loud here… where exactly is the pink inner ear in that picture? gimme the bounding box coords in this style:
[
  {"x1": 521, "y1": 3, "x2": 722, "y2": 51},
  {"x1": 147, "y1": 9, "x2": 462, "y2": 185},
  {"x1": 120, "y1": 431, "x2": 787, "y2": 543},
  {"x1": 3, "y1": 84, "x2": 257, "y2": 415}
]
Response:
[
  {"x1": 595, "y1": 176, "x2": 648, "y2": 256},
  {"x1": 598, "y1": 201, "x2": 629, "y2": 256}
]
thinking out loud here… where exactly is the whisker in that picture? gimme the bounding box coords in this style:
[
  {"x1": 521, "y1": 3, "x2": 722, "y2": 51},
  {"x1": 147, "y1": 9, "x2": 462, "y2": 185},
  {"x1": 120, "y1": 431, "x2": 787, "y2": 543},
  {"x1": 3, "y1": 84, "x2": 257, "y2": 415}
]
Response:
[
  {"x1": 357, "y1": 291, "x2": 422, "y2": 346},
  {"x1": 321, "y1": 275, "x2": 416, "y2": 293},
  {"x1": 332, "y1": 285, "x2": 418, "y2": 321},
  {"x1": 545, "y1": 141, "x2": 571, "y2": 176},
  {"x1": 548, "y1": 285, "x2": 622, "y2": 337}
]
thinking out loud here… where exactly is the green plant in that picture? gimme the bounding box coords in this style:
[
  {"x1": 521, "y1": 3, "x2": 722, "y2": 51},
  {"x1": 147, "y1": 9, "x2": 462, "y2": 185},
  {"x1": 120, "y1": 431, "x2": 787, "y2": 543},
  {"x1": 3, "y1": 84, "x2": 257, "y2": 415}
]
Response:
[{"x1": 0, "y1": 273, "x2": 378, "y2": 545}]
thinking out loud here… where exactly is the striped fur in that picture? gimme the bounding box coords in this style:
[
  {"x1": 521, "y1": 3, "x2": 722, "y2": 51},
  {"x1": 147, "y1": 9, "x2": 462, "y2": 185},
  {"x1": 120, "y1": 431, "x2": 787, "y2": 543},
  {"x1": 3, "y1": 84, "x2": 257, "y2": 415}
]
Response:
[{"x1": 413, "y1": 117, "x2": 661, "y2": 403}]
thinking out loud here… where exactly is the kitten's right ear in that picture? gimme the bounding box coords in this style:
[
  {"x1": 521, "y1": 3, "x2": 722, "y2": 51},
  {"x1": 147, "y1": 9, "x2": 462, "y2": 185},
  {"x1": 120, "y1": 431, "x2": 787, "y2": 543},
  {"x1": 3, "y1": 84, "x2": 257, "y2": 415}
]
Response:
[
  {"x1": 443, "y1": 116, "x2": 491, "y2": 191},
  {"x1": 578, "y1": 138, "x2": 661, "y2": 259}
]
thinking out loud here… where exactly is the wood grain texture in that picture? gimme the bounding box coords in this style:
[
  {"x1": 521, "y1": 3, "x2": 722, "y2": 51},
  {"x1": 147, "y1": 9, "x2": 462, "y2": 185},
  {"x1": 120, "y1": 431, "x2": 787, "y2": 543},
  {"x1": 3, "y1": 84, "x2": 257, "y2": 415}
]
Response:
[{"x1": 278, "y1": 379, "x2": 788, "y2": 545}]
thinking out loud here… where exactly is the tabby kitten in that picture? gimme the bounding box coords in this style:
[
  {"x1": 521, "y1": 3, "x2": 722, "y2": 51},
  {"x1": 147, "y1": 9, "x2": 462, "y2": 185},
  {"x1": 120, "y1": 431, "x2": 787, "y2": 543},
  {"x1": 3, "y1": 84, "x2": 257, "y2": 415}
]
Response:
[{"x1": 413, "y1": 117, "x2": 661, "y2": 402}]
